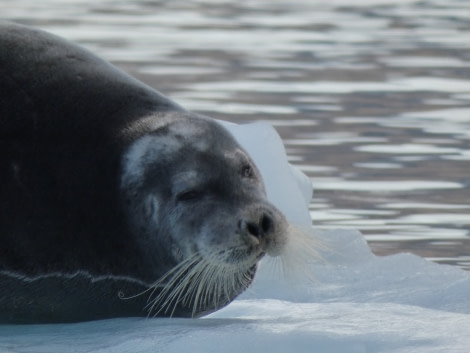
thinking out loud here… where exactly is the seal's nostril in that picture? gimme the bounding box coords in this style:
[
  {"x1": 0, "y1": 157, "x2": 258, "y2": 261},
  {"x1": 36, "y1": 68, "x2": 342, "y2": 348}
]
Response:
[
  {"x1": 261, "y1": 213, "x2": 273, "y2": 234},
  {"x1": 246, "y1": 222, "x2": 260, "y2": 237}
]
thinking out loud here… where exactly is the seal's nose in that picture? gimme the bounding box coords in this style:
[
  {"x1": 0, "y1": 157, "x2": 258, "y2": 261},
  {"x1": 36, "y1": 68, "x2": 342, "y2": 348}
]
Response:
[
  {"x1": 238, "y1": 207, "x2": 287, "y2": 257},
  {"x1": 239, "y1": 211, "x2": 274, "y2": 241}
]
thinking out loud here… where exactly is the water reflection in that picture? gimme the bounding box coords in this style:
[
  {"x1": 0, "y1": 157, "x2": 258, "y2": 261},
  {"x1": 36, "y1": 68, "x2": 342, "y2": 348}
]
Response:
[{"x1": 2, "y1": 0, "x2": 470, "y2": 269}]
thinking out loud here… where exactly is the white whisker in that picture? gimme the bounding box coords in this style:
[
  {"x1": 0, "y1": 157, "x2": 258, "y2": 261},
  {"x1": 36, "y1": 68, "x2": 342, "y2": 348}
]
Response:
[
  {"x1": 277, "y1": 224, "x2": 324, "y2": 283},
  {"x1": 138, "y1": 249, "x2": 254, "y2": 318},
  {"x1": 120, "y1": 224, "x2": 321, "y2": 318},
  {"x1": 144, "y1": 254, "x2": 201, "y2": 316}
]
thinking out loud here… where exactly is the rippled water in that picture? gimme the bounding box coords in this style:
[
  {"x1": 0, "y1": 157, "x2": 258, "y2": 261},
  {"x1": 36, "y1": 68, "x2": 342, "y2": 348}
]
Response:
[{"x1": 2, "y1": 0, "x2": 470, "y2": 269}]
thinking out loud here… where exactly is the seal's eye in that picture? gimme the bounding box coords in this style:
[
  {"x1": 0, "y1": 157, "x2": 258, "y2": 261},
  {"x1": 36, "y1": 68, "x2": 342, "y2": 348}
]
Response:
[
  {"x1": 241, "y1": 164, "x2": 254, "y2": 178},
  {"x1": 177, "y1": 190, "x2": 202, "y2": 202}
]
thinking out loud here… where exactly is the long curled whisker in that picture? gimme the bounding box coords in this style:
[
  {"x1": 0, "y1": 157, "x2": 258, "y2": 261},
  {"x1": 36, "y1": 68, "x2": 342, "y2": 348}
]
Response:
[{"x1": 145, "y1": 254, "x2": 202, "y2": 317}]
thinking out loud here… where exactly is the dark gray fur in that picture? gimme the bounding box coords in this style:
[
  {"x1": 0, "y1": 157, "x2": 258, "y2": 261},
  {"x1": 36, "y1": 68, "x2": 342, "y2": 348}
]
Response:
[{"x1": 0, "y1": 22, "x2": 286, "y2": 323}]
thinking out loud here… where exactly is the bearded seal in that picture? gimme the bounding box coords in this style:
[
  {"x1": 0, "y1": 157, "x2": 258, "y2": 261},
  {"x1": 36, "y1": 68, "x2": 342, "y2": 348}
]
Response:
[{"x1": 0, "y1": 22, "x2": 289, "y2": 323}]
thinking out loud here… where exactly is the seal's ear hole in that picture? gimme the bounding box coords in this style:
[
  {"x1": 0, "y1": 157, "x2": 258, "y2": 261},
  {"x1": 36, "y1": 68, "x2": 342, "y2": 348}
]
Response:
[
  {"x1": 144, "y1": 195, "x2": 159, "y2": 219},
  {"x1": 241, "y1": 164, "x2": 254, "y2": 178},
  {"x1": 177, "y1": 189, "x2": 202, "y2": 202}
]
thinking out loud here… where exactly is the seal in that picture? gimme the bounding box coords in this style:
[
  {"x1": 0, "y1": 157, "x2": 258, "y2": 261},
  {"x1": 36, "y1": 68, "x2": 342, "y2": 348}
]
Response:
[{"x1": 0, "y1": 22, "x2": 289, "y2": 323}]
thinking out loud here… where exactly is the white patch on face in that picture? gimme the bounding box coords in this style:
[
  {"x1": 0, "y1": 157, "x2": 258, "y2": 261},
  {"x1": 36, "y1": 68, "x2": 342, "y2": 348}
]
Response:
[
  {"x1": 120, "y1": 134, "x2": 182, "y2": 190},
  {"x1": 121, "y1": 135, "x2": 154, "y2": 189}
]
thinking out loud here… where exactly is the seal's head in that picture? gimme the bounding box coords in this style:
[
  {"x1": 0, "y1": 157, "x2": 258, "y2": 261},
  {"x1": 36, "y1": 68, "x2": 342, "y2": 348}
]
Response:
[{"x1": 120, "y1": 114, "x2": 288, "y2": 316}]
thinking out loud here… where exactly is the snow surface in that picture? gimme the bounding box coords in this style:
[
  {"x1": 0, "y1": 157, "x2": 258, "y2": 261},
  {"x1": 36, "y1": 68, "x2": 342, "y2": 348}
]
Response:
[{"x1": 1, "y1": 122, "x2": 469, "y2": 353}]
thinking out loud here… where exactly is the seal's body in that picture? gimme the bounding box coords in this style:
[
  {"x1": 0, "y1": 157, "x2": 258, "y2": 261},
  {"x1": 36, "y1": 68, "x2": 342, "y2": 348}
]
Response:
[{"x1": 0, "y1": 22, "x2": 288, "y2": 323}]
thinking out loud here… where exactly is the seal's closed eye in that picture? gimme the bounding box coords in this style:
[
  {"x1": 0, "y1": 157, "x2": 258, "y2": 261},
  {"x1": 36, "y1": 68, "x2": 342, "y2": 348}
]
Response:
[{"x1": 177, "y1": 189, "x2": 202, "y2": 202}]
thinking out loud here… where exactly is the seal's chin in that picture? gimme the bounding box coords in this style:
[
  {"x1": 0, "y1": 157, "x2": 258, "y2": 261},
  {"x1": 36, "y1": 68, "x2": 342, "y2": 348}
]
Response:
[
  {"x1": 143, "y1": 250, "x2": 258, "y2": 318},
  {"x1": 143, "y1": 211, "x2": 287, "y2": 318}
]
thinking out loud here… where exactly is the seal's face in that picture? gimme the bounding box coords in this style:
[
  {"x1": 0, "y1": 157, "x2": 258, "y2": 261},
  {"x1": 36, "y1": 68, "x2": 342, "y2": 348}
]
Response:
[
  {"x1": 120, "y1": 115, "x2": 288, "y2": 316},
  {"x1": 168, "y1": 147, "x2": 285, "y2": 264}
]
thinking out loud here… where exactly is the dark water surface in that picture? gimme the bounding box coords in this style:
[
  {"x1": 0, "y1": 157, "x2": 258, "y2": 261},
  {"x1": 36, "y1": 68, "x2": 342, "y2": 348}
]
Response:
[{"x1": 2, "y1": 0, "x2": 470, "y2": 269}]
